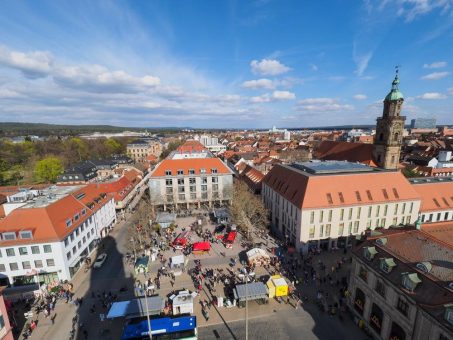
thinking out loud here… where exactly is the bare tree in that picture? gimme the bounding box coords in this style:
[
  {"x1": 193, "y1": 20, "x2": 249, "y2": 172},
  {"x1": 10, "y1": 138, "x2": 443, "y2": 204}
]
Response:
[{"x1": 229, "y1": 181, "x2": 269, "y2": 242}]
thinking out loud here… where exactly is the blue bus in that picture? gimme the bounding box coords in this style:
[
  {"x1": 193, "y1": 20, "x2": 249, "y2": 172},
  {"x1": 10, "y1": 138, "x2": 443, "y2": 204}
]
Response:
[{"x1": 121, "y1": 315, "x2": 197, "y2": 340}]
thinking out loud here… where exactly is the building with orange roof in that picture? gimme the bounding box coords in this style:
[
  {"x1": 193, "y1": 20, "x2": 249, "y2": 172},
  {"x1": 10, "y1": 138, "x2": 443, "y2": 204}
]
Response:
[
  {"x1": 262, "y1": 161, "x2": 421, "y2": 253},
  {"x1": 149, "y1": 155, "x2": 233, "y2": 211},
  {"x1": 349, "y1": 228, "x2": 453, "y2": 340},
  {"x1": 408, "y1": 177, "x2": 453, "y2": 225},
  {"x1": 0, "y1": 184, "x2": 116, "y2": 286}
]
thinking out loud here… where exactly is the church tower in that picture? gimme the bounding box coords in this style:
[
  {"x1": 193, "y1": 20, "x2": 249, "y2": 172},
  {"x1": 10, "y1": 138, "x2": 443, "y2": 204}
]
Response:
[{"x1": 374, "y1": 68, "x2": 405, "y2": 170}]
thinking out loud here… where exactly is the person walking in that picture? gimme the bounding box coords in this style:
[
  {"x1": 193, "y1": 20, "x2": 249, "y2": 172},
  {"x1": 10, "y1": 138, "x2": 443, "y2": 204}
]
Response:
[{"x1": 51, "y1": 313, "x2": 57, "y2": 325}]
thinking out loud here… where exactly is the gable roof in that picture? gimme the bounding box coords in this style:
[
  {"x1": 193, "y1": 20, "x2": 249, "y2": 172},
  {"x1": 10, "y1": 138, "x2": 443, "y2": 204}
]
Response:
[
  {"x1": 314, "y1": 141, "x2": 377, "y2": 167},
  {"x1": 411, "y1": 181, "x2": 453, "y2": 212},
  {"x1": 263, "y1": 164, "x2": 420, "y2": 209},
  {"x1": 151, "y1": 158, "x2": 232, "y2": 177}
]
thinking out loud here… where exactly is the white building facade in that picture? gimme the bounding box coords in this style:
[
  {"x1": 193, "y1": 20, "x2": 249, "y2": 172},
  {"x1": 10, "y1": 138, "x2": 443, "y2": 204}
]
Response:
[{"x1": 262, "y1": 162, "x2": 421, "y2": 254}]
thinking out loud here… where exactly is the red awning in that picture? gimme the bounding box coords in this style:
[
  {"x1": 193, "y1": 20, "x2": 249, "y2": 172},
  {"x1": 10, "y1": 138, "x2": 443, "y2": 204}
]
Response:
[
  {"x1": 225, "y1": 231, "x2": 237, "y2": 243},
  {"x1": 192, "y1": 242, "x2": 211, "y2": 252}
]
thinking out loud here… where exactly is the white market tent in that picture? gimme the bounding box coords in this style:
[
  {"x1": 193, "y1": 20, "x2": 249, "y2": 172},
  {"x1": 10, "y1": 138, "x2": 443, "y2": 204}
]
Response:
[
  {"x1": 246, "y1": 248, "x2": 270, "y2": 265},
  {"x1": 170, "y1": 290, "x2": 197, "y2": 315}
]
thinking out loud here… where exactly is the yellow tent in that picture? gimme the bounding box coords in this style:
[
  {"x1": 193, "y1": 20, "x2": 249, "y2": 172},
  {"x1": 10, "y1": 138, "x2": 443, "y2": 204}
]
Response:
[{"x1": 266, "y1": 275, "x2": 288, "y2": 298}]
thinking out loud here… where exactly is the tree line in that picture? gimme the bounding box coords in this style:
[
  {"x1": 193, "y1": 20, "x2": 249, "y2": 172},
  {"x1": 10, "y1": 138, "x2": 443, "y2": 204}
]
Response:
[{"x1": 0, "y1": 137, "x2": 132, "y2": 185}]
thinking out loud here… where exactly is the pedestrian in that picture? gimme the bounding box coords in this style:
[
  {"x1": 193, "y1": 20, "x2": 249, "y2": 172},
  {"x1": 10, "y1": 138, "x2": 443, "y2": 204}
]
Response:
[{"x1": 51, "y1": 313, "x2": 57, "y2": 324}]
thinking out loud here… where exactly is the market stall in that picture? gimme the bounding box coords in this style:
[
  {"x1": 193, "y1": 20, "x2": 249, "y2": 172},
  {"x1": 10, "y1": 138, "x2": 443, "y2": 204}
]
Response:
[
  {"x1": 169, "y1": 290, "x2": 198, "y2": 315},
  {"x1": 155, "y1": 212, "x2": 177, "y2": 229},
  {"x1": 169, "y1": 255, "x2": 186, "y2": 276},
  {"x1": 192, "y1": 241, "x2": 211, "y2": 254},
  {"x1": 134, "y1": 256, "x2": 149, "y2": 274},
  {"x1": 246, "y1": 248, "x2": 270, "y2": 266},
  {"x1": 233, "y1": 282, "x2": 268, "y2": 307},
  {"x1": 266, "y1": 275, "x2": 289, "y2": 298},
  {"x1": 106, "y1": 296, "x2": 164, "y2": 319}
]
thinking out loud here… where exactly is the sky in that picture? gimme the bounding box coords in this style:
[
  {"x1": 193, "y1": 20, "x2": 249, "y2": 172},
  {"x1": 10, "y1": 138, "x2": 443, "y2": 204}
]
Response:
[{"x1": 0, "y1": 0, "x2": 452, "y2": 129}]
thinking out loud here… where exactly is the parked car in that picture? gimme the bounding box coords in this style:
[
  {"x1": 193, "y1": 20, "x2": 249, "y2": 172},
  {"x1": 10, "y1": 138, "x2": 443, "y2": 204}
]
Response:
[{"x1": 93, "y1": 253, "x2": 107, "y2": 268}]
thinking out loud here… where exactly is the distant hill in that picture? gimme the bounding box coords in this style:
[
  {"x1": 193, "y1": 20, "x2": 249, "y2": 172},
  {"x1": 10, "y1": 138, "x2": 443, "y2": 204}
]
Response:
[{"x1": 0, "y1": 122, "x2": 180, "y2": 137}]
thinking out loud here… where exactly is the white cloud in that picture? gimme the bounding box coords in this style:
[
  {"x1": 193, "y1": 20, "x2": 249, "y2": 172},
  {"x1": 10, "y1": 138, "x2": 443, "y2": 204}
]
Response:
[
  {"x1": 241, "y1": 78, "x2": 275, "y2": 89},
  {"x1": 0, "y1": 88, "x2": 22, "y2": 98},
  {"x1": 250, "y1": 90, "x2": 295, "y2": 103},
  {"x1": 295, "y1": 97, "x2": 354, "y2": 112},
  {"x1": 421, "y1": 71, "x2": 450, "y2": 80},
  {"x1": 353, "y1": 94, "x2": 367, "y2": 100},
  {"x1": 353, "y1": 51, "x2": 373, "y2": 77},
  {"x1": 310, "y1": 63, "x2": 318, "y2": 71},
  {"x1": 250, "y1": 59, "x2": 291, "y2": 76},
  {"x1": 423, "y1": 61, "x2": 447, "y2": 68},
  {"x1": 54, "y1": 65, "x2": 160, "y2": 93},
  {"x1": 0, "y1": 45, "x2": 53, "y2": 78},
  {"x1": 272, "y1": 90, "x2": 295, "y2": 100},
  {"x1": 417, "y1": 92, "x2": 447, "y2": 100},
  {"x1": 397, "y1": 0, "x2": 453, "y2": 22}
]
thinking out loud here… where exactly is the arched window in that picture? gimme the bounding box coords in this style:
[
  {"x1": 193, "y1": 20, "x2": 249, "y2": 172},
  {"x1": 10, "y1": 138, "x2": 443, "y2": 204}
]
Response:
[{"x1": 394, "y1": 132, "x2": 399, "y2": 141}]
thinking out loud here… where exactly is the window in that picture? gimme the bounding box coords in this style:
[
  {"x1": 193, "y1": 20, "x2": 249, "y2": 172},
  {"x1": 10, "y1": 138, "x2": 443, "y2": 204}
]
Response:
[
  {"x1": 382, "y1": 189, "x2": 389, "y2": 199},
  {"x1": 30, "y1": 246, "x2": 40, "y2": 254},
  {"x1": 9, "y1": 263, "x2": 18, "y2": 271},
  {"x1": 200, "y1": 168, "x2": 206, "y2": 174},
  {"x1": 72, "y1": 246, "x2": 77, "y2": 254},
  {"x1": 189, "y1": 185, "x2": 196, "y2": 193},
  {"x1": 189, "y1": 169, "x2": 195, "y2": 175},
  {"x1": 410, "y1": 202, "x2": 414, "y2": 213},
  {"x1": 211, "y1": 177, "x2": 218, "y2": 183},
  {"x1": 0, "y1": 264, "x2": 5, "y2": 272},
  {"x1": 396, "y1": 298, "x2": 409, "y2": 316},
  {"x1": 211, "y1": 168, "x2": 218, "y2": 174},
  {"x1": 74, "y1": 213, "x2": 80, "y2": 221},
  {"x1": 189, "y1": 178, "x2": 196, "y2": 185},
  {"x1": 319, "y1": 225, "x2": 324, "y2": 237},
  {"x1": 178, "y1": 194, "x2": 185, "y2": 201},
  {"x1": 368, "y1": 206, "x2": 372, "y2": 218},
  {"x1": 384, "y1": 205, "x2": 388, "y2": 215},
  {"x1": 166, "y1": 195, "x2": 173, "y2": 202},
  {"x1": 366, "y1": 220, "x2": 372, "y2": 229},
  {"x1": 338, "y1": 192, "x2": 345, "y2": 203},
  {"x1": 177, "y1": 178, "x2": 184, "y2": 186},
  {"x1": 22, "y1": 261, "x2": 31, "y2": 269},
  {"x1": 326, "y1": 193, "x2": 333, "y2": 204},
  {"x1": 165, "y1": 179, "x2": 173, "y2": 186},
  {"x1": 309, "y1": 226, "x2": 315, "y2": 238},
  {"x1": 66, "y1": 252, "x2": 71, "y2": 260},
  {"x1": 19, "y1": 247, "x2": 28, "y2": 255},
  {"x1": 353, "y1": 221, "x2": 359, "y2": 234},
  {"x1": 328, "y1": 210, "x2": 332, "y2": 222},
  {"x1": 178, "y1": 186, "x2": 185, "y2": 193},
  {"x1": 348, "y1": 222, "x2": 353, "y2": 234},
  {"x1": 375, "y1": 280, "x2": 386, "y2": 297},
  {"x1": 177, "y1": 169, "x2": 184, "y2": 176},
  {"x1": 201, "y1": 192, "x2": 208, "y2": 199},
  {"x1": 376, "y1": 205, "x2": 380, "y2": 217},
  {"x1": 325, "y1": 224, "x2": 331, "y2": 237},
  {"x1": 201, "y1": 177, "x2": 208, "y2": 184},
  {"x1": 77, "y1": 241, "x2": 82, "y2": 249},
  {"x1": 394, "y1": 204, "x2": 399, "y2": 215},
  {"x1": 359, "y1": 266, "x2": 368, "y2": 282},
  {"x1": 380, "y1": 258, "x2": 396, "y2": 273},
  {"x1": 165, "y1": 170, "x2": 172, "y2": 176},
  {"x1": 310, "y1": 211, "x2": 315, "y2": 223},
  {"x1": 70, "y1": 233, "x2": 75, "y2": 241},
  {"x1": 190, "y1": 193, "x2": 196, "y2": 199},
  {"x1": 402, "y1": 203, "x2": 406, "y2": 214},
  {"x1": 2, "y1": 232, "x2": 16, "y2": 240},
  {"x1": 366, "y1": 190, "x2": 373, "y2": 200},
  {"x1": 80, "y1": 224, "x2": 84, "y2": 232},
  {"x1": 81, "y1": 208, "x2": 87, "y2": 216},
  {"x1": 6, "y1": 248, "x2": 15, "y2": 257},
  {"x1": 338, "y1": 223, "x2": 344, "y2": 236},
  {"x1": 201, "y1": 185, "x2": 207, "y2": 192},
  {"x1": 34, "y1": 260, "x2": 43, "y2": 268},
  {"x1": 392, "y1": 188, "x2": 400, "y2": 199},
  {"x1": 340, "y1": 209, "x2": 344, "y2": 220},
  {"x1": 43, "y1": 245, "x2": 52, "y2": 253},
  {"x1": 82, "y1": 236, "x2": 86, "y2": 244},
  {"x1": 75, "y1": 228, "x2": 80, "y2": 236},
  {"x1": 356, "y1": 207, "x2": 361, "y2": 219},
  {"x1": 355, "y1": 191, "x2": 362, "y2": 202},
  {"x1": 319, "y1": 211, "x2": 324, "y2": 222},
  {"x1": 19, "y1": 231, "x2": 33, "y2": 239},
  {"x1": 166, "y1": 187, "x2": 173, "y2": 194},
  {"x1": 66, "y1": 219, "x2": 72, "y2": 227},
  {"x1": 46, "y1": 259, "x2": 55, "y2": 267},
  {"x1": 348, "y1": 208, "x2": 353, "y2": 220}
]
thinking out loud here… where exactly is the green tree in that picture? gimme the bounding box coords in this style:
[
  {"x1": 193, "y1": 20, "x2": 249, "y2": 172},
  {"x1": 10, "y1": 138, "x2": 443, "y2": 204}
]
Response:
[
  {"x1": 104, "y1": 138, "x2": 122, "y2": 154},
  {"x1": 34, "y1": 157, "x2": 63, "y2": 183}
]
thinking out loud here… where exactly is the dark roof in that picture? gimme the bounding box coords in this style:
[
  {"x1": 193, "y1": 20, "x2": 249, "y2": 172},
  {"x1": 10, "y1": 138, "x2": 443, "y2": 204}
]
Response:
[{"x1": 354, "y1": 229, "x2": 453, "y2": 331}]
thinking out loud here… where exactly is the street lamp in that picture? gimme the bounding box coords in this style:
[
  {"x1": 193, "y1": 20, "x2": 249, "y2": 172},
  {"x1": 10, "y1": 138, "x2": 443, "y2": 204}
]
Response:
[
  {"x1": 242, "y1": 267, "x2": 253, "y2": 340},
  {"x1": 143, "y1": 293, "x2": 152, "y2": 340}
]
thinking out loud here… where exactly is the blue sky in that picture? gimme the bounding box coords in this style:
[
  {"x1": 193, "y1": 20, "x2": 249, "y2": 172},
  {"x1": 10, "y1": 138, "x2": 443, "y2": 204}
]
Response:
[{"x1": 0, "y1": 0, "x2": 452, "y2": 128}]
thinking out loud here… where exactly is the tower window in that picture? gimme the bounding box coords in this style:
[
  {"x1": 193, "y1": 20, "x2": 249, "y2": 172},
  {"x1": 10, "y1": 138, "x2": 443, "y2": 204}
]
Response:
[{"x1": 394, "y1": 132, "x2": 399, "y2": 142}]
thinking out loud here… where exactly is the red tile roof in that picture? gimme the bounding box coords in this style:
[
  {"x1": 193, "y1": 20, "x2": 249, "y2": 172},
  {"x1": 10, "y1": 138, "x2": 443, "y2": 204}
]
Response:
[
  {"x1": 314, "y1": 141, "x2": 378, "y2": 167},
  {"x1": 421, "y1": 221, "x2": 453, "y2": 248},
  {"x1": 151, "y1": 158, "x2": 231, "y2": 177},
  {"x1": 263, "y1": 164, "x2": 420, "y2": 209},
  {"x1": 177, "y1": 140, "x2": 207, "y2": 153},
  {"x1": 411, "y1": 181, "x2": 453, "y2": 212}
]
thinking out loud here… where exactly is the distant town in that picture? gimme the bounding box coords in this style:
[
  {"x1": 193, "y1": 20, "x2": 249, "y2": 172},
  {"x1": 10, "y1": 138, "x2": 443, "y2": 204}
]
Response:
[{"x1": 0, "y1": 72, "x2": 451, "y2": 340}]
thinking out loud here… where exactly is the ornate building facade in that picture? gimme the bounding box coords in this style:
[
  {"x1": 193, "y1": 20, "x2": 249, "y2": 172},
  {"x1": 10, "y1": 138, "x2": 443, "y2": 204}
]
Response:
[{"x1": 374, "y1": 70, "x2": 406, "y2": 170}]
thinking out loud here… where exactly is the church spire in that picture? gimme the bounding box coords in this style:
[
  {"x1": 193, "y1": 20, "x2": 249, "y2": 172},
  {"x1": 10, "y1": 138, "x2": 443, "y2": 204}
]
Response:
[{"x1": 385, "y1": 66, "x2": 404, "y2": 101}]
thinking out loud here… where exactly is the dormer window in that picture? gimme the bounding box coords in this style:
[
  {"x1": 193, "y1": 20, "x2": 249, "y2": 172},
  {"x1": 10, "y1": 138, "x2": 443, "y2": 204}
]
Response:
[
  {"x1": 2, "y1": 232, "x2": 16, "y2": 241},
  {"x1": 19, "y1": 231, "x2": 33, "y2": 239},
  {"x1": 200, "y1": 168, "x2": 206, "y2": 174},
  {"x1": 74, "y1": 213, "x2": 80, "y2": 221},
  {"x1": 445, "y1": 305, "x2": 453, "y2": 325},
  {"x1": 380, "y1": 258, "x2": 396, "y2": 273},
  {"x1": 211, "y1": 168, "x2": 218, "y2": 174},
  {"x1": 66, "y1": 219, "x2": 73, "y2": 227},
  {"x1": 82, "y1": 208, "x2": 87, "y2": 216},
  {"x1": 189, "y1": 169, "x2": 195, "y2": 175},
  {"x1": 402, "y1": 273, "x2": 421, "y2": 292},
  {"x1": 376, "y1": 237, "x2": 387, "y2": 246},
  {"x1": 177, "y1": 169, "x2": 184, "y2": 176},
  {"x1": 165, "y1": 170, "x2": 172, "y2": 176},
  {"x1": 416, "y1": 262, "x2": 432, "y2": 273},
  {"x1": 364, "y1": 246, "x2": 378, "y2": 261}
]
